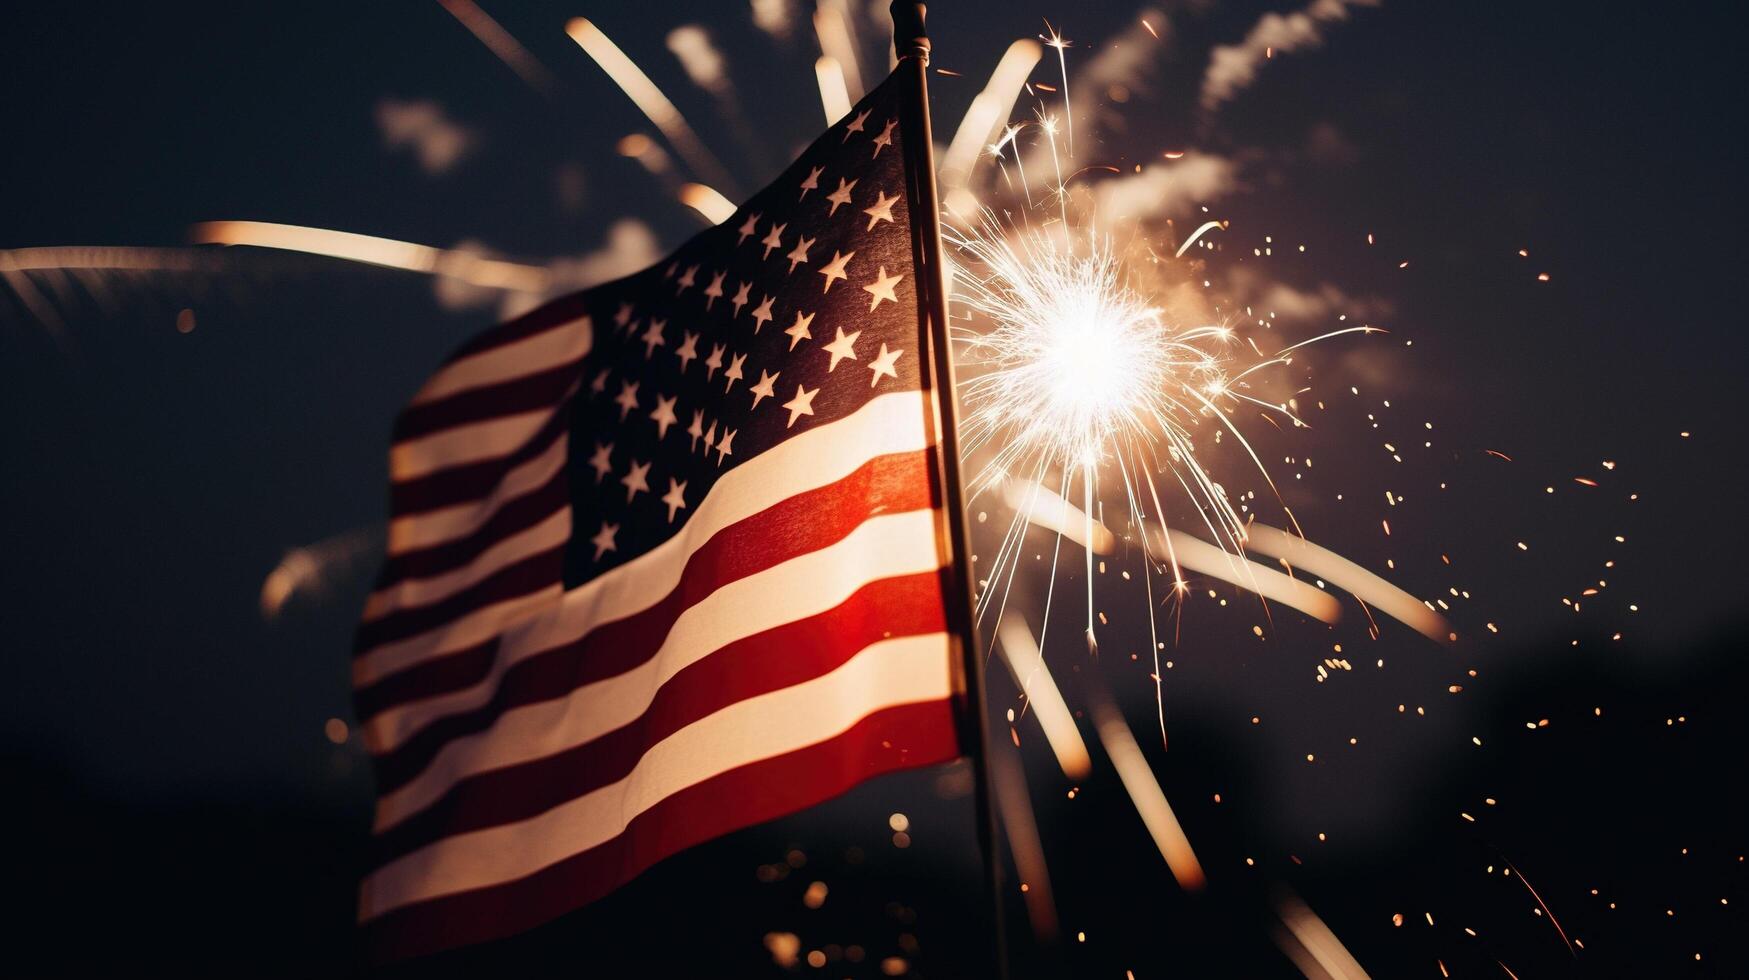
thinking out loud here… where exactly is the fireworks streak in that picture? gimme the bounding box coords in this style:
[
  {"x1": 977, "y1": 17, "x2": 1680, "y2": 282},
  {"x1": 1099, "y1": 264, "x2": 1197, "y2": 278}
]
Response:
[
  {"x1": 436, "y1": 0, "x2": 557, "y2": 96},
  {"x1": 678, "y1": 183, "x2": 737, "y2": 225},
  {"x1": 813, "y1": 56, "x2": 853, "y2": 125},
  {"x1": 1086, "y1": 675, "x2": 1205, "y2": 891},
  {"x1": 1241, "y1": 523, "x2": 1453, "y2": 643},
  {"x1": 1274, "y1": 893, "x2": 1373, "y2": 980},
  {"x1": 997, "y1": 613, "x2": 1093, "y2": 781},
  {"x1": 565, "y1": 17, "x2": 737, "y2": 194},
  {"x1": 191, "y1": 220, "x2": 549, "y2": 292}
]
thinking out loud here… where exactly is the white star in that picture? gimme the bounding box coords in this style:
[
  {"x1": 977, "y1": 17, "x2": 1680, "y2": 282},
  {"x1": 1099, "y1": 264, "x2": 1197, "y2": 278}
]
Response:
[
  {"x1": 749, "y1": 369, "x2": 779, "y2": 409},
  {"x1": 867, "y1": 343, "x2": 903, "y2": 387},
  {"x1": 781, "y1": 384, "x2": 819, "y2": 428},
  {"x1": 863, "y1": 266, "x2": 903, "y2": 311},
  {"x1": 701, "y1": 419, "x2": 717, "y2": 455},
  {"x1": 589, "y1": 366, "x2": 610, "y2": 395},
  {"x1": 825, "y1": 177, "x2": 857, "y2": 215},
  {"x1": 736, "y1": 211, "x2": 760, "y2": 245},
  {"x1": 715, "y1": 428, "x2": 736, "y2": 466},
  {"x1": 675, "y1": 265, "x2": 698, "y2": 292},
  {"x1": 730, "y1": 281, "x2": 751, "y2": 317},
  {"x1": 842, "y1": 108, "x2": 870, "y2": 141},
  {"x1": 871, "y1": 118, "x2": 896, "y2": 158},
  {"x1": 649, "y1": 393, "x2": 678, "y2": 439},
  {"x1": 798, "y1": 165, "x2": 823, "y2": 199},
  {"x1": 818, "y1": 249, "x2": 854, "y2": 293},
  {"x1": 724, "y1": 352, "x2": 747, "y2": 391},
  {"x1": 760, "y1": 221, "x2": 787, "y2": 259},
  {"x1": 703, "y1": 270, "x2": 726, "y2": 309},
  {"x1": 704, "y1": 343, "x2": 725, "y2": 380},
  {"x1": 661, "y1": 478, "x2": 688, "y2": 523},
  {"x1": 784, "y1": 310, "x2": 816, "y2": 351},
  {"x1": 613, "y1": 302, "x2": 634, "y2": 329},
  {"x1": 614, "y1": 380, "x2": 640, "y2": 420},
  {"x1": 863, "y1": 190, "x2": 899, "y2": 231},
  {"x1": 591, "y1": 521, "x2": 619, "y2": 560},
  {"x1": 588, "y1": 441, "x2": 614, "y2": 483},
  {"x1": 822, "y1": 326, "x2": 863, "y2": 372},
  {"x1": 686, "y1": 410, "x2": 705, "y2": 450},
  {"x1": 641, "y1": 317, "x2": 666, "y2": 357},
  {"x1": 621, "y1": 458, "x2": 651, "y2": 503},
  {"x1": 675, "y1": 330, "x2": 699, "y2": 371},
  {"x1": 785, "y1": 235, "x2": 816, "y2": 273},
  {"x1": 749, "y1": 295, "x2": 774, "y2": 333}
]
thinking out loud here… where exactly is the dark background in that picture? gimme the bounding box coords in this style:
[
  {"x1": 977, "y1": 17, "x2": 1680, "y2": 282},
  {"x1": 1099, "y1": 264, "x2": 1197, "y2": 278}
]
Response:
[{"x1": 3, "y1": 1, "x2": 1744, "y2": 976}]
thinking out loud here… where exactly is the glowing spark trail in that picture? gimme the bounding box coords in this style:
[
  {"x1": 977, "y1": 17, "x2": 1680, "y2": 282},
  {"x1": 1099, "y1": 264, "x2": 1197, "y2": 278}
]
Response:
[
  {"x1": 678, "y1": 183, "x2": 737, "y2": 225},
  {"x1": 997, "y1": 613, "x2": 1093, "y2": 780},
  {"x1": 1042, "y1": 25, "x2": 1073, "y2": 157},
  {"x1": 436, "y1": 0, "x2": 557, "y2": 95},
  {"x1": 812, "y1": 0, "x2": 865, "y2": 101},
  {"x1": 1087, "y1": 676, "x2": 1205, "y2": 890},
  {"x1": 1242, "y1": 523, "x2": 1452, "y2": 643},
  {"x1": 939, "y1": 40, "x2": 1042, "y2": 215},
  {"x1": 1175, "y1": 219, "x2": 1226, "y2": 257},
  {"x1": 813, "y1": 56, "x2": 853, "y2": 125},
  {"x1": 190, "y1": 221, "x2": 549, "y2": 292},
  {"x1": 566, "y1": 18, "x2": 737, "y2": 194}
]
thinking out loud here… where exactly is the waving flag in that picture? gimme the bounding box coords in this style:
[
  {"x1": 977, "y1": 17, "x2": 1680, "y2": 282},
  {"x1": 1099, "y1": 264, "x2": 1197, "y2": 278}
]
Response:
[{"x1": 351, "y1": 66, "x2": 966, "y2": 959}]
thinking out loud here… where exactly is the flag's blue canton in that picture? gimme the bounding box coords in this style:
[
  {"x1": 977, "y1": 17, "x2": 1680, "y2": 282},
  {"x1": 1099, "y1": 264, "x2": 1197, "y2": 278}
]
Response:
[{"x1": 563, "y1": 78, "x2": 917, "y2": 585}]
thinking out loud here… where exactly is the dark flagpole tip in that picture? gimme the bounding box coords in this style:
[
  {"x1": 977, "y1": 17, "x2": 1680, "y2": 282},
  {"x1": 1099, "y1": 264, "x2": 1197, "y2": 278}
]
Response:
[{"x1": 890, "y1": 1, "x2": 930, "y2": 62}]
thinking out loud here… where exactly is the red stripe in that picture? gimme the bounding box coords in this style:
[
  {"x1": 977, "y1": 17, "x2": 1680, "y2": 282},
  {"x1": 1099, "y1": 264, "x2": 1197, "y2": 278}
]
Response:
[
  {"x1": 370, "y1": 570, "x2": 949, "y2": 866},
  {"x1": 374, "y1": 472, "x2": 568, "y2": 586},
  {"x1": 354, "y1": 638, "x2": 497, "y2": 725},
  {"x1": 354, "y1": 546, "x2": 566, "y2": 654},
  {"x1": 364, "y1": 449, "x2": 937, "y2": 790},
  {"x1": 362, "y1": 698, "x2": 961, "y2": 962},
  {"x1": 395, "y1": 359, "x2": 586, "y2": 444}
]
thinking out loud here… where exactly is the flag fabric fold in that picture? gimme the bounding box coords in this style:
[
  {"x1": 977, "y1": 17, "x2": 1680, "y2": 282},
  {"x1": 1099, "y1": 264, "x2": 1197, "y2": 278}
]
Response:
[{"x1": 351, "y1": 68, "x2": 963, "y2": 960}]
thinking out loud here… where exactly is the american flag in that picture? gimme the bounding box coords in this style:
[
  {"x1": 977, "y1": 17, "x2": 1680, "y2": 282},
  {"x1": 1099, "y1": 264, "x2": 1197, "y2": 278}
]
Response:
[{"x1": 351, "y1": 68, "x2": 964, "y2": 958}]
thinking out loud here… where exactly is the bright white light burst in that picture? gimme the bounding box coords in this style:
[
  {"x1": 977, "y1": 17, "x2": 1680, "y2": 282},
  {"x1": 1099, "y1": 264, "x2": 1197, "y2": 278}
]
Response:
[{"x1": 954, "y1": 228, "x2": 1229, "y2": 478}]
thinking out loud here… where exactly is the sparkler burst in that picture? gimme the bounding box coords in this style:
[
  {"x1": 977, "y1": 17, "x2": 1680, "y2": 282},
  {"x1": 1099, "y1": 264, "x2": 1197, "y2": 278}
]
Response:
[{"x1": 953, "y1": 224, "x2": 1229, "y2": 478}]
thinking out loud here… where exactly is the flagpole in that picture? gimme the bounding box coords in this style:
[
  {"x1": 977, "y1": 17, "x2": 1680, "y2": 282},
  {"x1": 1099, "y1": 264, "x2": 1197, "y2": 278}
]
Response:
[{"x1": 890, "y1": 4, "x2": 1009, "y2": 977}]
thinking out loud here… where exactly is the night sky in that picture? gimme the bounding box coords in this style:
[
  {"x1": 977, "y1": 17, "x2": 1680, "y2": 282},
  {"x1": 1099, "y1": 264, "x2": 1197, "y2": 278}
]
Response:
[{"x1": 4, "y1": 1, "x2": 1745, "y2": 976}]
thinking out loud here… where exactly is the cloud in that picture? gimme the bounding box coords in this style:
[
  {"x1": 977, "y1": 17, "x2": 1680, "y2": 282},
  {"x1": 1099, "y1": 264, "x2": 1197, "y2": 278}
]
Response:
[
  {"x1": 431, "y1": 219, "x2": 661, "y2": 320},
  {"x1": 1302, "y1": 120, "x2": 1360, "y2": 166},
  {"x1": 542, "y1": 219, "x2": 662, "y2": 295},
  {"x1": 1252, "y1": 280, "x2": 1392, "y2": 324},
  {"x1": 260, "y1": 526, "x2": 383, "y2": 621},
  {"x1": 554, "y1": 163, "x2": 587, "y2": 213},
  {"x1": 1091, "y1": 151, "x2": 1239, "y2": 224},
  {"x1": 375, "y1": 98, "x2": 475, "y2": 175},
  {"x1": 1200, "y1": 0, "x2": 1380, "y2": 110},
  {"x1": 1215, "y1": 268, "x2": 1426, "y2": 393},
  {"x1": 749, "y1": 0, "x2": 792, "y2": 39}
]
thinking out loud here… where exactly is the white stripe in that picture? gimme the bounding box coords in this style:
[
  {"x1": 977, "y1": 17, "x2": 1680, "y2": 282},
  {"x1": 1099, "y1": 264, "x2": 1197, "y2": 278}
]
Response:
[
  {"x1": 371, "y1": 508, "x2": 943, "y2": 828},
  {"x1": 390, "y1": 410, "x2": 552, "y2": 483},
  {"x1": 359, "y1": 632, "x2": 952, "y2": 920},
  {"x1": 387, "y1": 436, "x2": 568, "y2": 554},
  {"x1": 363, "y1": 508, "x2": 571, "y2": 622},
  {"x1": 410, "y1": 317, "x2": 591, "y2": 407},
  {"x1": 354, "y1": 391, "x2": 934, "y2": 688}
]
